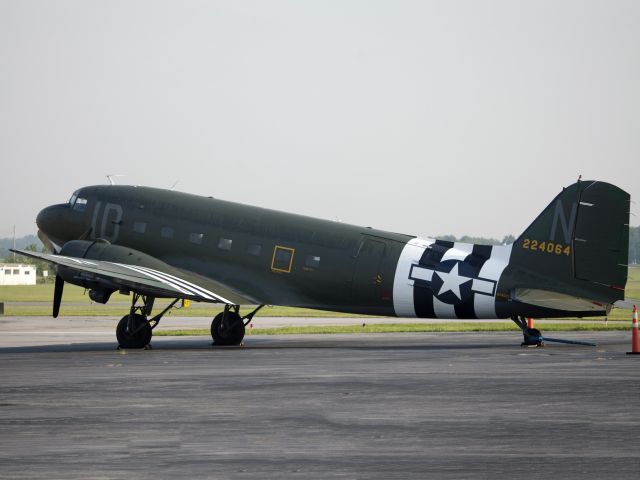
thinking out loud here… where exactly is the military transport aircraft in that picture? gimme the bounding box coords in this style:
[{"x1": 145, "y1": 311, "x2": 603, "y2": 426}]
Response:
[{"x1": 12, "y1": 179, "x2": 632, "y2": 349}]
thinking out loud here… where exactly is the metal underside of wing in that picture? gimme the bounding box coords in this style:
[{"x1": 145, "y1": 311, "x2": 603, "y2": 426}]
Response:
[{"x1": 10, "y1": 248, "x2": 252, "y2": 305}]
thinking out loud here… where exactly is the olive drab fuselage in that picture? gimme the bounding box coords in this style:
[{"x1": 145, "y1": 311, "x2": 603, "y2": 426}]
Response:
[{"x1": 36, "y1": 181, "x2": 630, "y2": 320}]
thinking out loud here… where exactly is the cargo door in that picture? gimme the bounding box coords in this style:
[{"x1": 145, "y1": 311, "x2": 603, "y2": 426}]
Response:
[{"x1": 352, "y1": 238, "x2": 386, "y2": 307}]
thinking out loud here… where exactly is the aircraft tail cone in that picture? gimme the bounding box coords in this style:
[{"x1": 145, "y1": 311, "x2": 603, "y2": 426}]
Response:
[{"x1": 627, "y1": 305, "x2": 640, "y2": 355}]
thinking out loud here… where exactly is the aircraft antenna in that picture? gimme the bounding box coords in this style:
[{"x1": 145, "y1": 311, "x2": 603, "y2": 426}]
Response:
[
  {"x1": 106, "y1": 174, "x2": 126, "y2": 185},
  {"x1": 170, "y1": 180, "x2": 180, "y2": 191}
]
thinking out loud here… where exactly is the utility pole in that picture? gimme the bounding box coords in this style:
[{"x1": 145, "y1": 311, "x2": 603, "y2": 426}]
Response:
[{"x1": 12, "y1": 224, "x2": 16, "y2": 262}]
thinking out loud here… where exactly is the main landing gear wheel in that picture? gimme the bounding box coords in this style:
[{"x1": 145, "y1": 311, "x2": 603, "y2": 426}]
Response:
[
  {"x1": 116, "y1": 314, "x2": 152, "y2": 349},
  {"x1": 211, "y1": 311, "x2": 245, "y2": 346},
  {"x1": 511, "y1": 316, "x2": 544, "y2": 347},
  {"x1": 522, "y1": 327, "x2": 544, "y2": 347}
]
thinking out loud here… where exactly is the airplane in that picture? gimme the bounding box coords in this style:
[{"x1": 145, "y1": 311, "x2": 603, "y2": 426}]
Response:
[{"x1": 12, "y1": 179, "x2": 632, "y2": 349}]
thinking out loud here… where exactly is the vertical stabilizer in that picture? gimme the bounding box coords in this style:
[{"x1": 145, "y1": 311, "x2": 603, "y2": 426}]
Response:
[{"x1": 508, "y1": 180, "x2": 630, "y2": 304}]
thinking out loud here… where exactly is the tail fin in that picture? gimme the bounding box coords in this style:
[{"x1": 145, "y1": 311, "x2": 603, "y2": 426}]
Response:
[{"x1": 509, "y1": 180, "x2": 630, "y2": 304}]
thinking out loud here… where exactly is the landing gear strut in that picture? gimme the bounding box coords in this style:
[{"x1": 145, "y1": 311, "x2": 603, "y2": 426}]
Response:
[
  {"x1": 510, "y1": 315, "x2": 597, "y2": 347},
  {"x1": 116, "y1": 293, "x2": 178, "y2": 349},
  {"x1": 211, "y1": 304, "x2": 264, "y2": 346},
  {"x1": 511, "y1": 316, "x2": 543, "y2": 347}
]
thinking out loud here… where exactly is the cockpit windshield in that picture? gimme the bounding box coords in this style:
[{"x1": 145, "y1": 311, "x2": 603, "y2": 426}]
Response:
[{"x1": 68, "y1": 190, "x2": 88, "y2": 212}]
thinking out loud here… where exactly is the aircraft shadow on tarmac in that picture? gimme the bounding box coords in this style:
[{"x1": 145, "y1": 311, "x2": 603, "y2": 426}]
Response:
[{"x1": 0, "y1": 333, "x2": 581, "y2": 354}]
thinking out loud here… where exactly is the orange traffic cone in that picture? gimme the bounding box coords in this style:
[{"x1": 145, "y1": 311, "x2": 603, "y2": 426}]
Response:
[{"x1": 627, "y1": 305, "x2": 639, "y2": 355}]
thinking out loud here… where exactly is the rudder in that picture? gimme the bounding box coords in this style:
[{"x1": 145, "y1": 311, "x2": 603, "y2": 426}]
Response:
[{"x1": 509, "y1": 180, "x2": 630, "y2": 304}]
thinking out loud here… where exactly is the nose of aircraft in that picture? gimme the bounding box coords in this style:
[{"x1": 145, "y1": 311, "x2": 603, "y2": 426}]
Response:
[
  {"x1": 36, "y1": 203, "x2": 81, "y2": 248},
  {"x1": 36, "y1": 204, "x2": 63, "y2": 234}
]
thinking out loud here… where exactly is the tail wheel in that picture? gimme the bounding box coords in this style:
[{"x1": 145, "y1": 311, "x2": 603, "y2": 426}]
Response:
[
  {"x1": 211, "y1": 311, "x2": 245, "y2": 346},
  {"x1": 116, "y1": 313, "x2": 152, "y2": 349}
]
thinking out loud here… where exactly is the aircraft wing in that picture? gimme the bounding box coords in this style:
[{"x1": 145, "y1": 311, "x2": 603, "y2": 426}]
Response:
[{"x1": 11, "y1": 249, "x2": 251, "y2": 305}]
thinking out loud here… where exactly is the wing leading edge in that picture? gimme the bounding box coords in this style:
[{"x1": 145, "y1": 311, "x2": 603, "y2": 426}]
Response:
[{"x1": 10, "y1": 248, "x2": 251, "y2": 305}]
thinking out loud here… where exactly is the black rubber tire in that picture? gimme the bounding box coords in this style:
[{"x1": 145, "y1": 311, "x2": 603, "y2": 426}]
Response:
[
  {"x1": 211, "y1": 311, "x2": 245, "y2": 346},
  {"x1": 522, "y1": 327, "x2": 543, "y2": 346},
  {"x1": 116, "y1": 314, "x2": 152, "y2": 349}
]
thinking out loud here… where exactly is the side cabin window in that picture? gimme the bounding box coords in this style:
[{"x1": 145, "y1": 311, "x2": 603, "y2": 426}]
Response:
[
  {"x1": 247, "y1": 244, "x2": 262, "y2": 256},
  {"x1": 272, "y1": 246, "x2": 295, "y2": 273},
  {"x1": 305, "y1": 255, "x2": 321, "y2": 268},
  {"x1": 218, "y1": 238, "x2": 232, "y2": 250},
  {"x1": 160, "y1": 227, "x2": 174, "y2": 239},
  {"x1": 133, "y1": 222, "x2": 146, "y2": 234},
  {"x1": 190, "y1": 233, "x2": 204, "y2": 245}
]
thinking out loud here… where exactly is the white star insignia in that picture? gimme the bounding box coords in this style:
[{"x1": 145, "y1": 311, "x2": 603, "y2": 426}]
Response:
[{"x1": 434, "y1": 263, "x2": 471, "y2": 300}]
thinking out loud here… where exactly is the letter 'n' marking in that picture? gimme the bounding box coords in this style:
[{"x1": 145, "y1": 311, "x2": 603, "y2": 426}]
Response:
[{"x1": 549, "y1": 200, "x2": 577, "y2": 244}]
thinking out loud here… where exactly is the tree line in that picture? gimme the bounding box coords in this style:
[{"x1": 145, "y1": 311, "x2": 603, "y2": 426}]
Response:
[{"x1": 439, "y1": 228, "x2": 640, "y2": 264}]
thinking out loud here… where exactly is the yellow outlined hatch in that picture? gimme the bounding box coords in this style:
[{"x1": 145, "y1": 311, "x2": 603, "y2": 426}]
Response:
[{"x1": 271, "y1": 245, "x2": 295, "y2": 273}]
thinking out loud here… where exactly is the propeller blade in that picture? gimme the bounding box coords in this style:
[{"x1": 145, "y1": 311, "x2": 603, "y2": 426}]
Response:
[
  {"x1": 78, "y1": 227, "x2": 93, "y2": 241},
  {"x1": 37, "y1": 229, "x2": 58, "y2": 254},
  {"x1": 53, "y1": 275, "x2": 64, "y2": 318}
]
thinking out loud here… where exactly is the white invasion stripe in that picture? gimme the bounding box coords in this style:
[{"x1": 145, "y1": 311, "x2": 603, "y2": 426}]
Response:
[
  {"x1": 473, "y1": 244, "x2": 513, "y2": 318},
  {"x1": 133, "y1": 265, "x2": 232, "y2": 304},
  {"x1": 133, "y1": 265, "x2": 225, "y2": 302},
  {"x1": 410, "y1": 265, "x2": 434, "y2": 282},
  {"x1": 393, "y1": 237, "x2": 434, "y2": 317},
  {"x1": 440, "y1": 242, "x2": 474, "y2": 262},
  {"x1": 433, "y1": 297, "x2": 456, "y2": 319},
  {"x1": 116, "y1": 264, "x2": 196, "y2": 296},
  {"x1": 133, "y1": 266, "x2": 218, "y2": 302},
  {"x1": 61, "y1": 256, "x2": 97, "y2": 266},
  {"x1": 130, "y1": 265, "x2": 213, "y2": 300},
  {"x1": 472, "y1": 278, "x2": 495, "y2": 295}
]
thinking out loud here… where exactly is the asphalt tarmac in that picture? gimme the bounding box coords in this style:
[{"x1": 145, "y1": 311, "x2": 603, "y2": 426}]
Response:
[{"x1": 0, "y1": 317, "x2": 639, "y2": 479}]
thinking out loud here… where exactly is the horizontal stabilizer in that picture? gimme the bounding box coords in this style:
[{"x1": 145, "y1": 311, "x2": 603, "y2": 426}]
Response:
[
  {"x1": 514, "y1": 288, "x2": 610, "y2": 313},
  {"x1": 613, "y1": 299, "x2": 640, "y2": 310}
]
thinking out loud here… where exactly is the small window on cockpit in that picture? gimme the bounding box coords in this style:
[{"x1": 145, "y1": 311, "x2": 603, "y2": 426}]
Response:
[
  {"x1": 68, "y1": 193, "x2": 78, "y2": 206},
  {"x1": 73, "y1": 198, "x2": 88, "y2": 212}
]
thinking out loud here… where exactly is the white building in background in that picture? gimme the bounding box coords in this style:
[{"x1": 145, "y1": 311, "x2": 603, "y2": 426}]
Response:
[{"x1": 0, "y1": 264, "x2": 37, "y2": 286}]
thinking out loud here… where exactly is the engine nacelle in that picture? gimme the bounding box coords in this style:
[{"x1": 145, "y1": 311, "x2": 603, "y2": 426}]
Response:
[{"x1": 57, "y1": 239, "x2": 171, "y2": 303}]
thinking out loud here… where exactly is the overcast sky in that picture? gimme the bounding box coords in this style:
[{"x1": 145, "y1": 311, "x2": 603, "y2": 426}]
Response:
[{"x1": 1, "y1": 0, "x2": 638, "y2": 240}]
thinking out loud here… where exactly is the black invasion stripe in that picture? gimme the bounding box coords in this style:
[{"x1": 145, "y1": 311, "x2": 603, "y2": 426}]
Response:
[
  {"x1": 413, "y1": 242, "x2": 448, "y2": 318},
  {"x1": 453, "y1": 244, "x2": 493, "y2": 319},
  {"x1": 434, "y1": 239, "x2": 455, "y2": 249}
]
